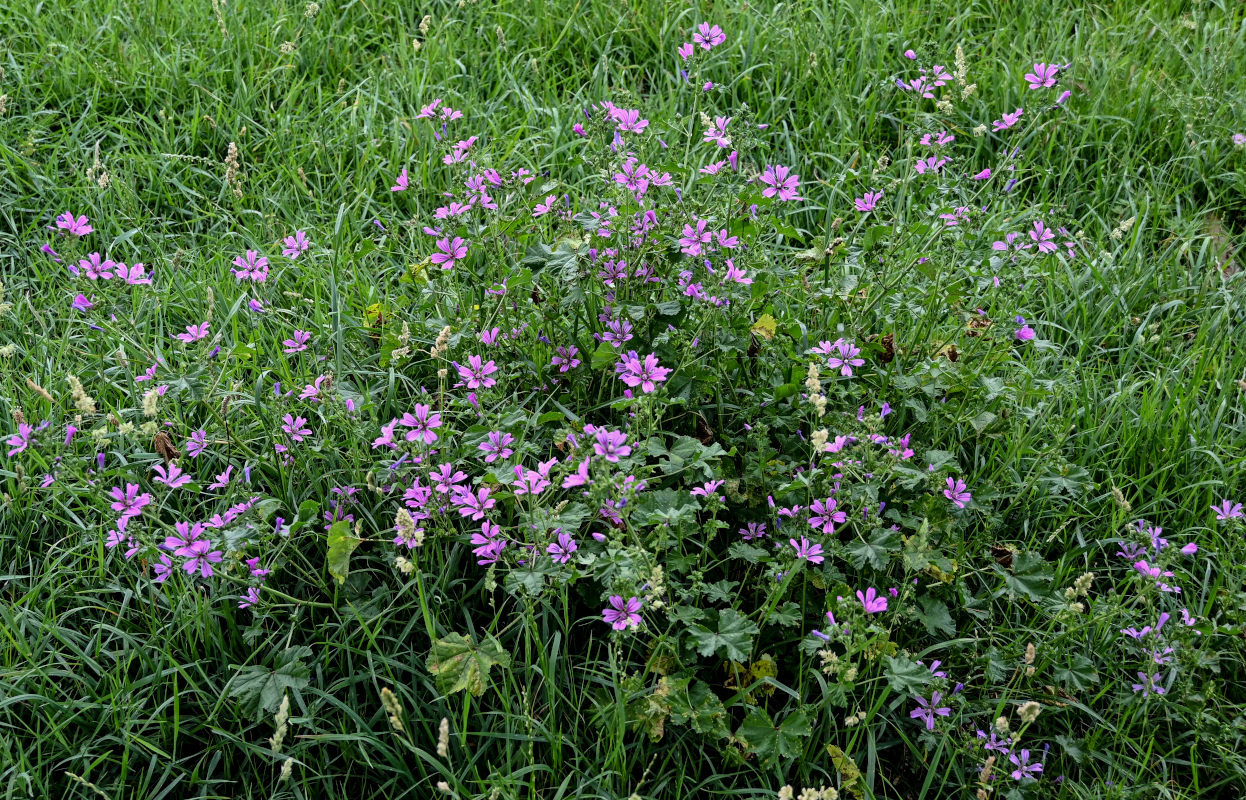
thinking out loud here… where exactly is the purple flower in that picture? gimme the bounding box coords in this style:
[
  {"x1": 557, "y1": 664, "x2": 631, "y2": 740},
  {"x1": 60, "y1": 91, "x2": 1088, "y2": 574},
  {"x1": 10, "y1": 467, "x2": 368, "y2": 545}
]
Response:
[
  {"x1": 452, "y1": 486, "x2": 496, "y2": 520},
  {"x1": 181, "y1": 537, "x2": 224, "y2": 578},
  {"x1": 431, "y1": 236, "x2": 469, "y2": 270},
  {"x1": 909, "y1": 691, "x2": 951, "y2": 730},
  {"x1": 283, "y1": 330, "x2": 311, "y2": 353},
  {"x1": 591, "y1": 427, "x2": 631, "y2": 462},
  {"x1": 547, "y1": 531, "x2": 578, "y2": 563},
  {"x1": 1009, "y1": 749, "x2": 1043, "y2": 781},
  {"x1": 824, "y1": 338, "x2": 865, "y2": 376},
  {"x1": 790, "y1": 536, "x2": 825, "y2": 563},
  {"x1": 615, "y1": 351, "x2": 671, "y2": 394},
  {"x1": 561, "y1": 458, "x2": 592, "y2": 489},
  {"x1": 231, "y1": 250, "x2": 269, "y2": 282},
  {"x1": 54, "y1": 213, "x2": 93, "y2": 236},
  {"x1": 809, "y1": 497, "x2": 846, "y2": 534},
  {"x1": 1131, "y1": 672, "x2": 1166, "y2": 697},
  {"x1": 550, "y1": 345, "x2": 581, "y2": 372},
  {"x1": 1024, "y1": 62, "x2": 1060, "y2": 89},
  {"x1": 455, "y1": 355, "x2": 499, "y2": 389},
  {"x1": 176, "y1": 322, "x2": 210, "y2": 343},
  {"x1": 679, "y1": 219, "x2": 713, "y2": 256},
  {"x1": 109, "y1": 484, "x2": 153, "y2": 517},
  {"x1": 208, "y1": 465, "x2": 233, "y2": 490},
  {"x1": 282, "y1": 230, "x2": 311, "y2": 259},
  {"x1": 390, "y1": 168, "x2": 409, "y2": 191},
  {"x1": 1212, "y1": 499, "x2": 1243, "y2": 520},
  {"x1": 281, "y1": 414, "x2": 312, "y2": 442},
  {"x1": 602, "y1": 595, "x2": 643, "y2": 629},
  {"x1": 914, "y1": 156, "x2": 948, "y2": 175},
  {"x1": 944, "y1": 477, "x2": 971, "y2": 508},
  {"x1": 72, "y1": 294, "x2": 94, "y2": 311},
  {"x1": 152, "y1": 555, "x2": 175, "y2": 583},
  {"x1": 977, "y1": 729, "x2": 1011, "y2": 754},
  {"x1": 185, "y1": 429, "x2": 208, "y2": 458},
  {"x1": 857, "y1": 587, "x2": 888, "y2": 614},
  {"x1": 854, "y1": 191, "x2": 883, "y2": 213},
  {"x1": 692, "y1": 22, "x2": 726, "y2": 50},
  {"x1": 1029, "y1": 220, "x2": 1057, "y2": 253},
  {"x1": 153, "y1": 462, "x2": 192, "y2": 488},
  {"x1": 1015, "y1": 316, "x2": 1036, "y2": 340},
  {"x1": 478, "y1": 431, "x2": 515, "y2": 463},
  {"x1": 739, "y1": 522, "x2": 767, "y2": 540},
  {"x1": 113, "y1": 263, "x2": 152, "y2": 285},
  {"x1": 239, "y1": 587, "x2": 262, "y2": 609},
  {"x1": 5, "y1": 423, "x2": 34, "y2": 456},
  {"x1": 993, "y1": 108, "x2": 1024, "y2": 131},
  {"x1": 78, "y1": 253, "x2": 115, "y2": 279},
  {"x1": 532, "y1": 194, "x2": 559, "y2": 217},
  {"x1": 759, "y1": 165, "x2": 801, "y2": 201},
  {"x1": 399, "y1": 403, "x2": 441, "y2": 445}
]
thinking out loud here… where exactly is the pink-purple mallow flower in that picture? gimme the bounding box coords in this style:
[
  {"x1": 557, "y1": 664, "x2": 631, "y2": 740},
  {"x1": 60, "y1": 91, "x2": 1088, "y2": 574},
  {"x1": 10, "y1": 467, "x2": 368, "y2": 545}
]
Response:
[
  {"x1": 615, "y1": 351, "x2": 671, "y2": 394},
  {"x1": 602, "y1": 595, "x2": 643, "y2": 629},
  {"x1": 789, "y1": 536, "x2": 824, "y2": 564},
  {"x1": 909, "y1": 691, "x2": 951, "y2": 730},
  {"x1": 759, "y1": 164, "x2": 801, "y2": 201},
  {"x1": 944, "y1": 477, "x2": 971, "y2": 508},
  {"x1": 857, "y1": 587, "x2": 888, "y2": 613}
]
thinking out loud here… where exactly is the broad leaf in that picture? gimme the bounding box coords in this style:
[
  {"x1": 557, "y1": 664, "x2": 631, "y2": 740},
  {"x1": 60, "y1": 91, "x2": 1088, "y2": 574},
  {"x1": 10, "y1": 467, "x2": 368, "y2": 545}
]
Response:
[
  {"x1": 326, "y1": 519, "x2": 362, "y2": 585},
  {"x1": 884, "y1": 654, "x2": 931, "y2": 694},
  {"x1": 915, "y1": 597, "x2": 956, "y2": 636},
  {"x1": 1001, "y1": 551, "x2": 1053, "y2": 601},
  {"x1": 687, "y1": 609, "x2": 759, "y2": 662},
  {"x1": 228, "y1": 646, "x2": 312, "y2": 720},
  {"x1": 735, "y1": 707, "x2": 810, "y2": 768},
  {"x1": 1054, "y1": 654, "x2": 1099, "y2": 690},
  {"x1": 425, "y1": 633, "x2": 512, "y2": 698}
]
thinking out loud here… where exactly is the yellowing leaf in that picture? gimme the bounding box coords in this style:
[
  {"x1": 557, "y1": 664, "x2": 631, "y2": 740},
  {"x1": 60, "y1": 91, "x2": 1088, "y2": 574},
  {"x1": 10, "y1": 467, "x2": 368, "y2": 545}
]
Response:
[
  {"x1": 750, "y1": 314, "x2": 778, "y2": 341},
  {"x1": 326, "y1": 520, "x2": 362, "y2": 585},
  {"x1": 425, "y1": 633, "x2": 511, "y2": 697}
]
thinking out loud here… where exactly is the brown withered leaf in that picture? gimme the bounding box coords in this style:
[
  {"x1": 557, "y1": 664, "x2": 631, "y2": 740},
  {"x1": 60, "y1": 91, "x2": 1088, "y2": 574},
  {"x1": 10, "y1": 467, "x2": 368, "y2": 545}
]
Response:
[
  {"x1": 153, "y1": 432, "x2": 178, "y2": 464},
  {"x1": 877, "y1": 332, "x2": 895, "y2": 363},
  {"x1": 990, "y1": 544, "x2": 1014, "y2": 569},
  {"x1": 695, "y1": 415, "x2": 714, "y2": 446}
]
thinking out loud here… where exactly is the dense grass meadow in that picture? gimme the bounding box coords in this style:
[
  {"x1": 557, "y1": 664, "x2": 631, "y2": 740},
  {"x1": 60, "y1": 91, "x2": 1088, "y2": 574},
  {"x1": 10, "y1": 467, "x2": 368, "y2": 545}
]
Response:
[{"x1": 4, "y1": 0, "x2": 1246, "y2": 797}]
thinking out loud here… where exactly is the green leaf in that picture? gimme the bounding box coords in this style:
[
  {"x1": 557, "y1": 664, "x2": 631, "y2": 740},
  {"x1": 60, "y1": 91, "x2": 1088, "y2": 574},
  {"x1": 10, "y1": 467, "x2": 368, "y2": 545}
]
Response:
[
  {"x1": 687, "y1": 609, "x2": 759, "y2": 662},
  {"x1": 425, "y1": 633, "x2": 512, "y2": 697},
  {"x1": 766, "y1": 602, "x2": 802, "y2": 627},
  {"x1": 969, "y1": 411, "x2": 997, "y2": 433},
  {"x1": 915, "y1": 597, "x2": 956, "y2": 636},
  {"x1": 1001, "y1": 551, "x2": 1054, "y2": 601},
  {"x1": 728, "y1": 541, "x2": 771, "y2": 564},
  {"x1": 735, "y1": 707, "x2": 810, "y2": 768},
  {"x1": 861, "y1": 224, "x2": 890, "y2": 250},
  {"x1": 680, "y1": 679, "x2": 731, "y2": 740},
  {"x1": 883, "y1": 654, "x2": 931, "y2": 694},
  {"x1": 845, "y1": 528, "x2": 899, "y2": 570},
  {"x1": 228, "y1": 646, "x2": 312, "y2": 720},
  {"x1": 1053, "y1": 654, "x2": 1099, "y2": 690},
  {"x1": 326, "y1": 519, "x2": 362, "y2": 585},
  {"x1": 590, "y1": 340, "x2": 619, "y2": 370},
  {"x1": 984, "y1": 647, "x2": 1009, "y2": 682},
  {"x1": 703, "y1": 580, "x2": 739, "y2": 604}
]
